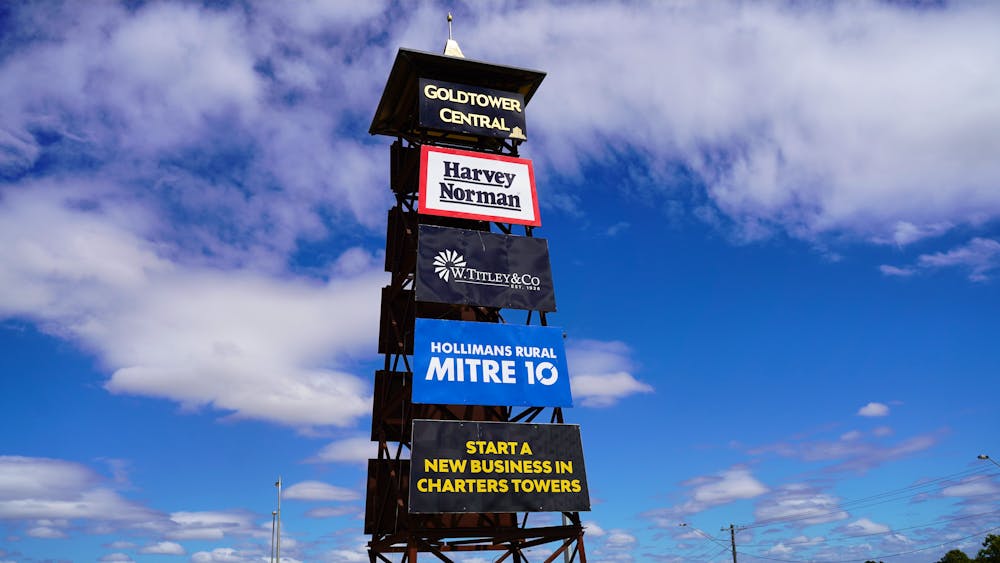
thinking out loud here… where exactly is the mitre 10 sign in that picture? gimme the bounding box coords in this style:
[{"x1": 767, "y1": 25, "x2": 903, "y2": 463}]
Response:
[{"x1": 412, "y1": 318, "x2": 573, "y2": 408}]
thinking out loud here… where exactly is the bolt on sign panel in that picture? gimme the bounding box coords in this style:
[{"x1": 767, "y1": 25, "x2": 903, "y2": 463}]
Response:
[
  {"x1": 419, "y1": 78, "x2": 528, "y2": 141},
  {"x1": 409, "y1": 420, "x2": 590, "y2": 514},
  {"x1": 419, "y1": 145, "x2": 540, "y2": 226},
  {"x1": 417, "y1": 224, "x2": 557, "y2": 312},
  {"x1": 412, "y1": 318, "x2": 573, "y2": 408}
]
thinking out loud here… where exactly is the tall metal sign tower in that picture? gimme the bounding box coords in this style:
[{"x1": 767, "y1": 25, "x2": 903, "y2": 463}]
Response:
[{"x1": 365, "y1": 30, "x2": 590, "y2": 563}]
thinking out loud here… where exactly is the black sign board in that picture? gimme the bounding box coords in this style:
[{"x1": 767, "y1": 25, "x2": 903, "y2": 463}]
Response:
[
  {"x1": 417, "y1": 225, "x2": 556, "y2": 311},
  {"x1": 419, "y1": 79, "x2": 528, "y2": 141},
  {"x1": 409, "y1": 420, "x2": 590, "y2": 513}
]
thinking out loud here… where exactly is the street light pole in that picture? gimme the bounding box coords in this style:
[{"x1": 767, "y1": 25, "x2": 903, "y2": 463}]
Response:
[
  {"x1": 270, "y1": 510, "x2": 277, "y2": 563},
  {"x1": 275, "y1": 476, "x2": 282, "y2": 563},
  {"x1": 978, "y1": 454, "x2": 1000, "y2": 469}
]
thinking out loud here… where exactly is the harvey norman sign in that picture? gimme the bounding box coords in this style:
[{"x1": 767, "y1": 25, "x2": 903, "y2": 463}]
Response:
[
  {"x1": 413, "y1": 318, "x2": 572, "y2": 408},
  {"x1": 419, "y1": 79, "x2": 527, "y2": 141},
  {"x1": 419, "y1": 145, "x2": 540, "y2": 226},
  {"x1": 417, "y1": 225, "x2": 556, "y2": 312}
]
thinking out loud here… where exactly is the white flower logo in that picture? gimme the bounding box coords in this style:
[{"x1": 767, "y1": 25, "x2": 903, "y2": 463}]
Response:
[{"x1": 433, "y1": 249, "x2": 466, "y2": 281}]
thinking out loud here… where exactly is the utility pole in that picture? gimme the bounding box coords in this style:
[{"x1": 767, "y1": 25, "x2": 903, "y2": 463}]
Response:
[{"x1": 725, "y1": 524, "x2": 737, "y2": 563}]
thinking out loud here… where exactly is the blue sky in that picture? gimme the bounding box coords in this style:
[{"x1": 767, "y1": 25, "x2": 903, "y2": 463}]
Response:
[{"x1": 1, "y1": 1, "x2": 999, "y2": 562}]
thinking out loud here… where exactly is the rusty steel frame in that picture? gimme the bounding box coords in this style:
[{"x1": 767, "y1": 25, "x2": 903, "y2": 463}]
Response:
[{"x1": 367, "y1": 137, "x2": 586, "y2": 562}]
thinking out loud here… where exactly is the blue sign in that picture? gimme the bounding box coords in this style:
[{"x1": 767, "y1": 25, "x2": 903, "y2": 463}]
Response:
[{"x1": 413, "y1": 318, "x2": 573, "y2": 407}]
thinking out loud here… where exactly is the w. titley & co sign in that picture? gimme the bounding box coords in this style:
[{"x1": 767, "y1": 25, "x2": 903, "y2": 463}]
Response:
[{"x1": 417, "y1": 224, "x2": 556, "y2": 312}]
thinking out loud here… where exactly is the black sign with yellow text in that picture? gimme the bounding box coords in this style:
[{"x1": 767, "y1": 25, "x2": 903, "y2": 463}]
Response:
[
  {"x1": 409, "y1": 420, "x2": 590, "y2": 513},
  {"x1": 419, "y1": 79, "x2": 527, "y2": 141}
]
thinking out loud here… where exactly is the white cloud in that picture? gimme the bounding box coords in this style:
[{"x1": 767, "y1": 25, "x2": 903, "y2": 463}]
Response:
[
  {"x1": 840, "y1": 517, "x2": 890, "y2": 535},
  {"x1": 644, "y1": 467, "x2": 768, "y2": 524},
  {"x1": 1, "y1": 0, "x2": 996, "y2": 481},
  {"x1": 584, "y1": 521, "x2": 606, "y2": 537},
  {"x1": 754, "y1": 484, "x2": 848, "y2": 527},
  {"x1": 140, "y1": 541, "x2": 185, "y2": 555},
  {"x1": 325, "y1": 548, "x2": 369, "y2": 563},
  {"x1": 165, "y1": 511, "x2": 261, "y2": 541},
  {"x1": 766, "y1": 535, "x2": 825, "y2": 555},
  {"x1": 605, "y1": 529, "x2": 638, "y2": 549},
  {"x1": 304, "y1": 506, "x2": 358, "y2": 519},
  {"x1": 0, "y1": 185, "x2": 383, "y2": 429},
  {"x1": 190, "y1": 547, "x2": 252, "y2": 563},
  {"x1": 0, "y1": 455, "x2": 97, "y2": 501},
  {"x1": 689, "y1": 468, "x2": 769, "y2": 505},
  {"x1": 26, "y1": 525, "x2": 67, "y2": 538},
  {"x1": 567, "y1": 340, "x2": 653, "y2": 407},
  {"x1": 941, "y1": 476, "x2": 1000, "y2": 498},
  {"x1": 106, "y1": 541, "x2": 135, "y2": 549},
  {"x1": 0, "y1": 1, "x2": 400, "y2": 430},
  {"x1": 310, "y1": 437, "x2": 379, "y2": 464},
  {"x1": 322, "y1": 537, "x2": 371, "y2": 563},
  {"x1": 0, "y1": 471, "x2": 264, "y2": 547},
  {"x1": 283, "y1": 481, "x2": 359, "y2": 502},
  {"x1": 99, "y1": 554, "x2": 134, "y2": 562},
  {"x1": 767, "y1": 543, "x2": 793, "y2": 556},
  {"x1": 857, "y1": 402, "x2": 890, "y2": 417},
  {"x1": 0, "y1": 456, "x2": 158, "y2": 524},
  {"x1": 462, "y1": 2, "x2": 1000, "y2": 245}
]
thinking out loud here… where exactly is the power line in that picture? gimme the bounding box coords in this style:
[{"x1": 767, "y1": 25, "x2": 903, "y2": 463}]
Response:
[
  {"x1": 705, "y1": 546, "x2": 735, "y2": 563},
  {"x1": 679, "y1": 523, "x2": 739, "y2": 562},
  {"x1": 740, "y1": 509, "x2": 1000, "y2": 548},
  {"x1": 736, "y1": 525, "x2": 1000, "y2": 563},
  {"x1": 740, "y1": 466, "x2": 996, "y2": 530}
]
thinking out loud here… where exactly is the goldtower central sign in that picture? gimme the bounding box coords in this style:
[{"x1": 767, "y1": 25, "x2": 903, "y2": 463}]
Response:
[{"x1": 419, "y1": 78, "x2": 528, "y2": 140}]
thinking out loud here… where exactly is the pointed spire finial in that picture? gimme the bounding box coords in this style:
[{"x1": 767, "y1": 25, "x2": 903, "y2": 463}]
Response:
[{"x1": 443, "y1": 12, "x2": 465, "y2": 58}]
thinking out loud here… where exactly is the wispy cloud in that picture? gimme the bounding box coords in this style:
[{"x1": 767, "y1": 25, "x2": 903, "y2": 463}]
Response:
[
  {"x1": 881, "y1": 238, "x2": 1000, "y2": 282},
  {"x1": 746, "y1": 425, "x2": 942, "y2": 473},
  {"x1": 918, "y1": 238, "x2": 1000, "y2": 282}
]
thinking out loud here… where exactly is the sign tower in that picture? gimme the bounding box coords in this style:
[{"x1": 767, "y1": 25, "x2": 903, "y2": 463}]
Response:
[{"x1": 366, "y1": 26, "x2": 590, "y2": 563}]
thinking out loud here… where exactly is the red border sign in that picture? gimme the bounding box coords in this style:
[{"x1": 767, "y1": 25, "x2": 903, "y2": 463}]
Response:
[{"x1": 418, "y1": 145, "x2": 541, "y2": 226}]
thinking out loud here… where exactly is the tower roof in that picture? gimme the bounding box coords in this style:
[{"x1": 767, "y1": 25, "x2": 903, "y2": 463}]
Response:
[{"x1": 369, "y1": 48, "x2": 546, "y2": 138}]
